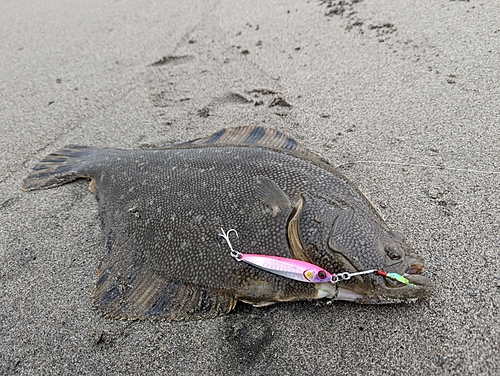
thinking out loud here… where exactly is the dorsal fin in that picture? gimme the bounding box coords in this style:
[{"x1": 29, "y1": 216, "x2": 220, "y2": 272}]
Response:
[{"x1": 165, "y1": 126, "x2": 332, "y2": 165}]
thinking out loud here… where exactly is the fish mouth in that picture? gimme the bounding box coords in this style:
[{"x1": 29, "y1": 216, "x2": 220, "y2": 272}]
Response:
[
  {"x1": 383, "y1": 258, "x2": 429, "y2": 287},
  {"x1": 335, "y1": 259, "x2": 432, "y2": 303},
  {"x1": 401, "y1": 261, "x2": 429, "y2": 287}
]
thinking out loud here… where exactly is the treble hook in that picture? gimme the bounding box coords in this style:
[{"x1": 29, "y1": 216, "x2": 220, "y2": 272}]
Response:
[{"x1": 218, "y1": 228, "x2": 242, "y2": 260}]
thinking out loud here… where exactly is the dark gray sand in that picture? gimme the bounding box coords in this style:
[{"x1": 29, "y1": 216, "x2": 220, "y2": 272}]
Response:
[{"x1": 1, "y1": 0, "x2": 498, "y2": 374}]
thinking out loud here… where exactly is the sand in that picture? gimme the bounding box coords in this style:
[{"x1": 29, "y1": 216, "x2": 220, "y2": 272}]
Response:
[{"x1": 0, "y1": 0, "x2": 498, "y2": 374}]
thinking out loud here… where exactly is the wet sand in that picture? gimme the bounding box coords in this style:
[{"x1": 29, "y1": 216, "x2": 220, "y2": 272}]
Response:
[{"x1": 1, "y1": 0, "x2": 498, "y2": 374}]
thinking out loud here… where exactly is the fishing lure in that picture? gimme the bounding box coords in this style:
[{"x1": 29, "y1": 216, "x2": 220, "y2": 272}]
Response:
[
  {"x1": 218, "y1": 228, "x2": 333, "y2": 283},
  {"x1": 218, "y1": 228, "x2": 415, "y2": 287}
]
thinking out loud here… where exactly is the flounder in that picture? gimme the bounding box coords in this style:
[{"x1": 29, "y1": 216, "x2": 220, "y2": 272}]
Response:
[{"x1": 22, "y1": 126, "x2": 430, "y2": 321}]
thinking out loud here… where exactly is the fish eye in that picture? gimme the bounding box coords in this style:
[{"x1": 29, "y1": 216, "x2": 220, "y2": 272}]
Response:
[
  {"x1": 318, "y1": 270, "x2": 327, "y2": 279},
  {"x1": 385, "y1": 246, "x2": 402, "y2": 260}
]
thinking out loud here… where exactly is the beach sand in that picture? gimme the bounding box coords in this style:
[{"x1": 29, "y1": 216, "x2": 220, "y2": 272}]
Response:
[{"x1": 1, "y1": 0, "x2": 498, "y2": 374}]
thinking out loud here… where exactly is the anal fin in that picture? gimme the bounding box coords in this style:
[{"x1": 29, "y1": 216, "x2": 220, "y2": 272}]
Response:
[
  {"x1": 145, "y1": 282, "x2": 237, "y2": 321},
  {"x1": 94, "y1": 263, "x2": 236, "y2": 321}
]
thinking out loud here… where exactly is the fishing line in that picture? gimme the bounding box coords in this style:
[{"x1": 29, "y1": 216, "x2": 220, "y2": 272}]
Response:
[{"x1": 335, "y1": 160, "x2": 500, "y2": 175}]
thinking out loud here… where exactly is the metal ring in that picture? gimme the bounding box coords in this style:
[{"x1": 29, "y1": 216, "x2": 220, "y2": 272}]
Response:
[
  {"x1": 231, "y1": 251, "x2": 242, "y2": 261},
  {"x1": 337, "y1": 272, "x2": 350, "y2": 281}
]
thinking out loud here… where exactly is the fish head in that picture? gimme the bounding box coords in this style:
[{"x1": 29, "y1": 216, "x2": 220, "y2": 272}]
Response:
[{"x1": 294, "y1": 193, "x2": 431, "y2": 303}]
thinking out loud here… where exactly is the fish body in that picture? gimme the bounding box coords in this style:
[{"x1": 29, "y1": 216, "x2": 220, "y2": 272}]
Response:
[{"x1": 22, "y1": 126, "x2": 430, "y2": 321}]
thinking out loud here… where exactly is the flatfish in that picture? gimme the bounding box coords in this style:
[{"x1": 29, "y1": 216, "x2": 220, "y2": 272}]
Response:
[{"x1": 22, "y1": 126, "x2": 430, "y2": 320}]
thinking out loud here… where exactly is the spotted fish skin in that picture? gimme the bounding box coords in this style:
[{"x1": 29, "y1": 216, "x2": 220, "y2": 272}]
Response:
[{"x1": 22, "y1": 126, "x2": 429, "y2": 321}]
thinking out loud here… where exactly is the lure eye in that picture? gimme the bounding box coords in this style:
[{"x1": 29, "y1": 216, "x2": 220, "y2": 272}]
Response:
[{"x1": 318, "y1": 270, "x2": 327, "y2": 279}]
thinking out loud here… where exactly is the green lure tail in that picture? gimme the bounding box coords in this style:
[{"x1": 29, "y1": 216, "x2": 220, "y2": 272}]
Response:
[{"x1": 377, "y1": 270, "x2": 416, "y2": 287}]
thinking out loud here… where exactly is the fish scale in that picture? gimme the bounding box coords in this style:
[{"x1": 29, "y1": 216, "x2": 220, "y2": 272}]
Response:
[{"x1": 22, "y1": 126, "x2": 430, "y2": 321}]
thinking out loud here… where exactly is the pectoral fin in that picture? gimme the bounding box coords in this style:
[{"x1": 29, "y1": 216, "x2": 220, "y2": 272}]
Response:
[{"x1": 255, "y1": 176, "x2": 291, "y2": 217}]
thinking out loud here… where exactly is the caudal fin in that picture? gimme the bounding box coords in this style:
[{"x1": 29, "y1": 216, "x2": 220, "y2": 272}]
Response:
[{"x1": 22, "y1": 145, "x2": 98, "y2": 191}]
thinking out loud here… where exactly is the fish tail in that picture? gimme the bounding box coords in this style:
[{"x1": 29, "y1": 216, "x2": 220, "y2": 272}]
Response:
[{"x1": 22, "y1": 145, "x2": 99, "y2": 191}]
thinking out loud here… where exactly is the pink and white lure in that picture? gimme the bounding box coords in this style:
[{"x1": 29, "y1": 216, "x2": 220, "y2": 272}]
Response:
[
  {"x1": 218, "y1": 228, "x2": 334, "y2": 283},
  {"x1": 239, "y1": 254, "x2": 334, "y2": 283}
]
